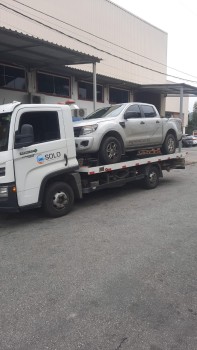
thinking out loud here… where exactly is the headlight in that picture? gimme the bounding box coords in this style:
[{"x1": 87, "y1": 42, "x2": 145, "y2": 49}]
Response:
[
  {"x1": 0, "y1": 186, "x2": 8, "y2": 197},
  {"x1": 80, "y1": 124, "x2": 98, "y2": 135}
]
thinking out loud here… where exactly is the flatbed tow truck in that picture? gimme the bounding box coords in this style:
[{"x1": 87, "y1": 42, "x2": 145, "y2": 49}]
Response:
[{"x1": 0, "y1": 102, "x2": 185, "y2": 217}]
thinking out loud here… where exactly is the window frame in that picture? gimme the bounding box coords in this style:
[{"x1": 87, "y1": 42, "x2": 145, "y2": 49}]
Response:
[
  {"x1": 18, "y1": 110, "x2": 61, "y2": 145},
  {"x1": 109, "y1": 86, "x2": 129, "y2": 104},
  {"x1": 0, "y1": 62, "x2": 27, "y2": 92},
  {"x1": 78, "y1": 81, "x2": 104, "y2": 102},
  {"x1": 36, "y1": 71, "x2": 71, "y2": 98}
]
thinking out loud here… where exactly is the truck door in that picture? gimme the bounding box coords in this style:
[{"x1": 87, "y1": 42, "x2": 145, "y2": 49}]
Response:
[
  {"x1": 139, "y1": 105, "x2": 163, "y2": 145},
  {"x1": 123, "y1": 104, "x2": 149, "y2": 148},
  {"x1": 12, "y1": 107, "x2": 69, "y2": 207}
]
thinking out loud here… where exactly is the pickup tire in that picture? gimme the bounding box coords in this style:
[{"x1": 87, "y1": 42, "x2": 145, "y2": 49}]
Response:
[
  {"x1": 99, "y1": 136, "x2": 122, "y2": 164},
  {"x1": 43, "y1": 182, "x2": 74, "y2": 217},
  {"x1": 143, "y1": 165, "x2": 159, "y2": 189},
  {"x1": 161, "y1": 133, "x2": 176, "y2": 154}
]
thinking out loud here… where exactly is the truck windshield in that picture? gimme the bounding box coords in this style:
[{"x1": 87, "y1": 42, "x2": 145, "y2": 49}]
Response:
[
  {"x1": 84, "y1": 104, "x2": 125, "y2": 120},
  {"x1": 0, "y1": 113, "x2": 11, "y2": 152}
]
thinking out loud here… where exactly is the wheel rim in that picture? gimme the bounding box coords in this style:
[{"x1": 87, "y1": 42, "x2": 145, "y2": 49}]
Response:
[
  {"x1": 149, "y1": 171, "x2": 157, "y2": 185},
  {"x1": 167, "y1": 137, "x2": 175, "y2": 153},
  {"x1": 52, "y1": 191, "x2": 69, "y2": 210},
  {"x1": 106, "y1": 141, "x2": 119, "y2": 160}
]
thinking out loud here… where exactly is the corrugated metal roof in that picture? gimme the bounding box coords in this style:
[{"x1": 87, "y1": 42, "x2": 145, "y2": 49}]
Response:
[
  {"x1": 0, "y1": 26, "x2": 101, "y2": 68},
  {"x1": 139, "y1": 83, "x2": 197, "y2": 96}
]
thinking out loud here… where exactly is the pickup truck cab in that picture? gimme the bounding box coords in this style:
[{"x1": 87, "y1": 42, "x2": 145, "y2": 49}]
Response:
[{"x1": 74, "y1": 103, "x2": 182, "y2": 164}]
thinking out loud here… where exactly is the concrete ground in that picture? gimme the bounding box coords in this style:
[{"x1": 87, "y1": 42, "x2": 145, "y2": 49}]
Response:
[{"x1": 0, "y1": 146, "x2": 197, "y2": 350}]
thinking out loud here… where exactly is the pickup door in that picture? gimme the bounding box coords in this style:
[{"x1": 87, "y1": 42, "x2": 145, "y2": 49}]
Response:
[{"x1": 123, "y1": 104, "x2": 163, "y2": 148}]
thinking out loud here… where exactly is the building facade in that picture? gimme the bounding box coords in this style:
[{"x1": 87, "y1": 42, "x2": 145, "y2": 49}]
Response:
[{"x1": 0, "y1": 0, "x2": 188, "y2": 123}]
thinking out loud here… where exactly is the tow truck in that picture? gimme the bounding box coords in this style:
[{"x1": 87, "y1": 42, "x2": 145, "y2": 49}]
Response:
[{"x1": 0, "y1": 101, "x2": 185, "y2": 217}]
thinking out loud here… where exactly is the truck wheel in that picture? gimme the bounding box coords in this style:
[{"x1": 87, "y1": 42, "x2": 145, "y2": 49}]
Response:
[
  {"x1": 143, "y1": 165, "x2": 159, "y2": 189},
  {"x1": 161, "y1": 133, "x2": 176, "y2": 154},
  {"x1": 99, "y1": 136, "x2": 122, "y2": 164},
  {"x1": 43, "y1": 182, "x2": 74, "y2": 218}
]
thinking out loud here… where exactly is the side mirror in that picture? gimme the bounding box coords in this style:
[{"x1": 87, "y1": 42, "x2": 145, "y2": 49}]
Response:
[
  {"x1": 15, "y1": 124, "x2": 34, "y2": 149},
  {"x1": 124, "y1": 111, "x2": 139, "y2": 119}
]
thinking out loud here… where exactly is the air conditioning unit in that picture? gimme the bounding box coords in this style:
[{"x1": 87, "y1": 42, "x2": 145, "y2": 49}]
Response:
[
  {"x1": 78, "y1": 108, "x2": 87, "y2": 118},
  {"x1": 32, "y1": 95, "x2": 42, "y2": 104}
]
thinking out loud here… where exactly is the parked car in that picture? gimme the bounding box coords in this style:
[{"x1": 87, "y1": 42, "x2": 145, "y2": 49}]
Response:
[
  {"x1": 73, "y1": 103, "x2": 182, "y2": 164},
  {"x1": 182, "y1": 134, "x2": 197, "y2": 147}
]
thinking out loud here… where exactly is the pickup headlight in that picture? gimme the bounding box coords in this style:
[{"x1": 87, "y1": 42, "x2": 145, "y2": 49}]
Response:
[
  {"x1": 80, "y1": 124, "x2": 98, "y2": 135},
  {"x1": 0, "y1": 186, "x2": 8, "y2": 197}
]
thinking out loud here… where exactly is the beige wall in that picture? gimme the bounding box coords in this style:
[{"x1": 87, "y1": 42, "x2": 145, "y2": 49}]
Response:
[
  {"x1": 0, "y1": 0, "x2": 167, "y2": 85},
  {"x1": 166, "y1": 96, "x2": 189, "y2": 128}
]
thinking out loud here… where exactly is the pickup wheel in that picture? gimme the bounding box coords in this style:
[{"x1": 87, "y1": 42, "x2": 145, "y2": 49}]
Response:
[
  {"x1": 99, "y1": 136, "x2": 122, "y2": 164},
  {"x1": 43, "y1": 182, "x2": 74, "y2": 218},
  {"x1": 161, "y1": 133, "x2": 176, "y2": 154},
  {"x1": 143, "y1": 165, "x2": 159, "y2": 189}
]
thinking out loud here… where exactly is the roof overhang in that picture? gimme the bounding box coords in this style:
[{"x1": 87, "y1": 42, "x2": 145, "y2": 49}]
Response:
[
  {"x1": 137, "y1": 83, "x2": 197, "y2": 97},
  {"x1": 0, "y1": 27, "x2": 101, "y2": 70},
  {"x1": 53, "y1": 66, "x2": 140, "y2": 90}
]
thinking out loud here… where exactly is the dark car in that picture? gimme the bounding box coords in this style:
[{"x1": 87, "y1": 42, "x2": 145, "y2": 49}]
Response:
[{"x1": 182, "y1": 134, "x2": 195, "y2": 147}]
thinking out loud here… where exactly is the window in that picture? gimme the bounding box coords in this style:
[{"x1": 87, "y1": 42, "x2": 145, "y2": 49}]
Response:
[
  {"x1": 0, "y1": 64, "x2": 26, "y2": 91},
  {"x1": 37, "y1": 72, "x2": 70, "y2": 97},
  {"x1": 18, "y1": 111, "x2": 60, "y2": 144},
  {"x1": 125, "y1": 104, "x2": 141, "y2": 118},
  {"x1": 141, "y1": 105, "x2": 157, "y2": 118},
  {"x1": 78, "y1": 81, "x2": 103, "y2": 102},
  {"x1": 109, "y1": 87, "x2": 129, "y2": 103},
  {"x1": 0, "y1": 113, "x2": 11, "y2": 152}
]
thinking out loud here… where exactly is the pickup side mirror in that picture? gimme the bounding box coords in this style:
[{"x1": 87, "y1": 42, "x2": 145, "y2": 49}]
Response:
[
  {"x1": 14, "y1": 124, "x2": 34, "y2": 149},
  {"x1": 124, "y1": 111, "x2": 140, "y2": 119}
]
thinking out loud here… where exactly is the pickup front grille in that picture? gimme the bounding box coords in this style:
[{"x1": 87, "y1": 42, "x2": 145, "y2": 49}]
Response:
[
  {"x1": 74, "y1": 127, "x2": 82, "y2": 137},
  {"x1": 0, "y1": 167, "x2": 5, "y2": 176}
]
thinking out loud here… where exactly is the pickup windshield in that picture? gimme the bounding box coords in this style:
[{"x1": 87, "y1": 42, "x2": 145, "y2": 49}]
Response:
[
  {"x1": 84, "y1": 104, "x2": 125, "y2": 120},
  {"x1": 0, "y1": 113, "x2": 11, "y2": 152}
]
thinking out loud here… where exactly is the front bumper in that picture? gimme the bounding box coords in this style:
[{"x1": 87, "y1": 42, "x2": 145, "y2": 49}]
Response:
[
  {"x1": 0, "y1": 183, "x2": 19, "y2": 212},
  {"x1": 75, "y1": 136, "x2": 97, "y2": 153}
]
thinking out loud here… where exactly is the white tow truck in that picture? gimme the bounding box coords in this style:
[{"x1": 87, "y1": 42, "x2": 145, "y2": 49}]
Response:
[{"x1": 0, "y1": 102, "x2": 185, "y2": 217}]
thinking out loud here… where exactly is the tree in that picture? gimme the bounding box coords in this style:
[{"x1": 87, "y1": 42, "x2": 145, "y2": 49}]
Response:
[{"x1": 186, "y1": 101, "x2": 197, "y2": 134}]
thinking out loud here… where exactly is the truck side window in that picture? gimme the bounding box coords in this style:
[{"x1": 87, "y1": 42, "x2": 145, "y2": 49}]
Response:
[
  {"x1": 125, "y1": 104, "x2": 141, "y2": 118},
  {"x1": 141, "y1": 105, "x2": 157, "y2": 118},
  {"x1": 18, "y1": 111, "x2": 60, "y2": 144}
]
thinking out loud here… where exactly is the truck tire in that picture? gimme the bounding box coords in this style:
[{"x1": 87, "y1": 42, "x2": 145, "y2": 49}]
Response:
[
  {"x1": 161, "y1": 133, "x2": 176, "y2": 154},
  {"x1": 99, "y1": 136, "x2": 122, "y2": 164},
  {"x1": 143, "y1": 165, "x2": 159, "y2": 189},
  {"x1": 43, "y1": 182, "x2": 74, "y2": 218}
]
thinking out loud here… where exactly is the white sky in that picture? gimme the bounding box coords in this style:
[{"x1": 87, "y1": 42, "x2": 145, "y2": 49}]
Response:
[{"x1": 111, "y1": 0, "x2": 197, "y2": 111}]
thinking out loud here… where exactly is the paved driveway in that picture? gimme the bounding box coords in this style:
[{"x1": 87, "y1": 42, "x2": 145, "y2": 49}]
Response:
[{"x1": 0, "y1": 147, "x2": 197, "y2": 350}]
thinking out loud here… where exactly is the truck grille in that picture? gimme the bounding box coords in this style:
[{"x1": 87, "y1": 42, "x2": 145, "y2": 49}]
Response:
[
  {"x1": 74, "y1": 127, "x2": 82, "y2": 137},
  {"x1": 0, "y1": 167, "x2": 5, "y2": 176}
]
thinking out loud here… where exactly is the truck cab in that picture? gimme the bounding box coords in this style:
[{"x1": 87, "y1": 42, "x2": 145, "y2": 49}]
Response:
[{"x1": 0, "y1": 102, "x2": 80, "y2": 213}]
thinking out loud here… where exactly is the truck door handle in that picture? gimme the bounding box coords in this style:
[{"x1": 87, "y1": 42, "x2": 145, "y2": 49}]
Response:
[
  {"x1": 64, "y1": 153, "x2": 68, "y2": 166},
  {"x1": 156, "y1": 120, "x2": 160, "y2": 123},
  {"x1": 140, "y1": 121, "x2": 145, "y2": 124}
]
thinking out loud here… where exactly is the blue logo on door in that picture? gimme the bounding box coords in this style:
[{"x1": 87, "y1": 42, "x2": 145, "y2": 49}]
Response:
[{"x1": 37, "y1": 154, "x2": 45, "y2": 164}]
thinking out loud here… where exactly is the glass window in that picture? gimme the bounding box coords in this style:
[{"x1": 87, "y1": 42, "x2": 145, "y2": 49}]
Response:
[
  {"x1": 109, "y1": 87, "x2": 129, "y2": 103},
  {"x1": 125, "y1": 104, "x2": 141, "y2": 118},
  {"x1": 141, "y1": 105, "x2": 157, "y2": 118},
  {"x1": 0, "y1": 64, "x2": 26, "y2": 91},
  {"x1": 84, "y1": 104, "x2": 125, "y2": 120},
  {"x1": 78, "y1": 81, "x2": 103, "y2": 102},
  {"x1": 37, "y1": 72, "x2": 70, "y2": 97},
  {"x1": 18, "y1": 111, "x2": 60, "y2": 144},
  {"x1": 0, "y1": 113, "x2": 11, "y2": 151}
]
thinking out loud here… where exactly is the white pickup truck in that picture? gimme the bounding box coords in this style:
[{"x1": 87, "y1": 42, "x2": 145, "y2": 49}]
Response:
[
  {"x1": 0, "y1": 102, "x2": 185, "y2": 217},
  {"x1": 74, "y1": 103, "x2": 182, "y2": 164}
]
